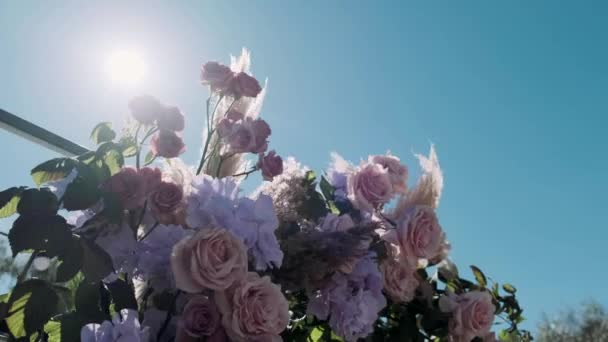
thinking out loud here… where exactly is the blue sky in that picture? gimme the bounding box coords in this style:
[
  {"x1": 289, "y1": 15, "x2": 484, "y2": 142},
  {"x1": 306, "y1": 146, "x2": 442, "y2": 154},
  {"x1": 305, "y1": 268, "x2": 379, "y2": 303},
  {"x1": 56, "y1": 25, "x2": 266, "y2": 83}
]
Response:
[{"x1": 1, "y1": 0, "x2": 607, "y2": 331}]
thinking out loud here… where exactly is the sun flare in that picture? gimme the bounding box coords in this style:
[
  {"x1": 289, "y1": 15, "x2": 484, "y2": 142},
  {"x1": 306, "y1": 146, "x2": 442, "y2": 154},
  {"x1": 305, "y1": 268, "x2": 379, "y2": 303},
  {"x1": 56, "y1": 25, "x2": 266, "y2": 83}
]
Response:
[{"x1": 105, "y1": 50, "x2": 146, "y2": 85}]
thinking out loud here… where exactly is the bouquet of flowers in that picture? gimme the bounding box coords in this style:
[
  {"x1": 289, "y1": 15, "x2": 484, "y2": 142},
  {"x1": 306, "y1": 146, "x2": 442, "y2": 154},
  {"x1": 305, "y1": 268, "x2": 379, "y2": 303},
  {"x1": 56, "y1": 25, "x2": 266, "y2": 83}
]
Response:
[{"x1": 0, "y1": 49, "x2": 531, "y2": 342}]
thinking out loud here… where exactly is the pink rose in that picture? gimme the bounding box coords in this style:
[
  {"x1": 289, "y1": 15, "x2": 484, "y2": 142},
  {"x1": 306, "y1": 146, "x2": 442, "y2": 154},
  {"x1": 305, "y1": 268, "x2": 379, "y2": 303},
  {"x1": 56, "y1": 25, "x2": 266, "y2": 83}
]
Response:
[
  {"x1": 150, "y1": 181, "x2": 183, "y2": 218},
  {"x1": 171, "y1": 228, "x2": 247, "y2": 292},
  {"x1": 347, "y1": 162, "x2": 394, "y2": 212},
  {"x1": 217, "y1": 117, "x2": 270, "y2": 154},
  {"x1": 151, "y1": 130, "x2": 186, "y2": 158},
  {"x1": 157, "y1": 106, "x2": 185, "y2": 132},
  {"x1": 138, "y1": 167, "x2": 162, "y2": 195},
  {"x1": 129, "y1": 95, "x2": 163, "y2": 125},
  {"x1": 179, "y1": 295, "x2": 221, "y2": 338},
  {"x1": 257, "y1": 150, "x2": 283, "y2": 181},
  {"x1": 101, "y1": 167, "x2": 146, "y2": 210},
  {"x1": 439, "y1": 291, "x2": 495, "y2": 342},
  {"x1": 215, "y1": 273, "x2": 289, "y2": 342},
  {"x1": 201, "y1": 62, "x2": 234, "y2": 91},
  {"x1": 228, "y1": 72, "x2": 262, "y2": 98},
  {"x1": 395, "y1": 206, "x2": 446, "y2": 262},
  {"x1": 370, "y1": 154, "x2": 408, "y2": 193},
  {"x1": 380, "y1": 245, "x2": 419, "y2": 303}
]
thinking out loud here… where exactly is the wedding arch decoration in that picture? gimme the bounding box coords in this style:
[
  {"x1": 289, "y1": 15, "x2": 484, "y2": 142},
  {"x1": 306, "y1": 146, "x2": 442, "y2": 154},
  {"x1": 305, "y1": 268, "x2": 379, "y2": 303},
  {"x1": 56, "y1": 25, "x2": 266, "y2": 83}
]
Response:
[{"x1": 0, "y1": 49, "x2": 531, "y2": 342}]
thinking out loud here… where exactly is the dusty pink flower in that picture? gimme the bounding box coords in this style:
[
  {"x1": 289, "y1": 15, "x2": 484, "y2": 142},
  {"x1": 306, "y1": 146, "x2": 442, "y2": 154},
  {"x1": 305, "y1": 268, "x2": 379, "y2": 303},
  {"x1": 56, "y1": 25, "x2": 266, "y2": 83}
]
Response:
[
  {"x1": 257, "y1": 150, "x2": 283, "y2": 181},
  {"x1": 347, "y1": 162, "x2": 394, "y2": 212},
  {"x1": 217, "y1": 117, "x2": 270, "y2": 154},
  {"x1": 101, "y1": 167, "x2": 146, "y2": 210},
  {"x1": 395, "y1": 206, "x2": 446, "y2": 262},
  {"x1": 171, "y1": 228, "x2": 247, "y2": 292},
  {"x1": 138, "y1": 167, "x2": 162, "y2": 195},
  {"x1": 150, "y1": 181, "x2": 183, "y2": 217},
  {"x1": 201, "y1": 62, "x2": 234, "y2": 91},
  {"x1": 157, "y1": 106, "x2": 185, "y2": 132},
  {"x1": 179, "y1": 295, "x2": 221, "y2": 338},
  {"x1": 439, "y1": 291, "x2": 496, "y2": 342},
  {"x1": 380, "y1": 253, "x2": 419, "y2": 303},
  {"x1": 129, "y1": 95, "x2": 163, "y2": 125},
  {"x1": 151, "y1": 130, "x2": 186, "y2": 158},
  {"x1": 228, "y1": 72, "x2": 262, "y2": 98},
  {"x1": 215, "y1": 272, "x2": 289, "y2": 342},
  {"x1": 371, "y1": 154, "x2": 408, "y2": 193}
]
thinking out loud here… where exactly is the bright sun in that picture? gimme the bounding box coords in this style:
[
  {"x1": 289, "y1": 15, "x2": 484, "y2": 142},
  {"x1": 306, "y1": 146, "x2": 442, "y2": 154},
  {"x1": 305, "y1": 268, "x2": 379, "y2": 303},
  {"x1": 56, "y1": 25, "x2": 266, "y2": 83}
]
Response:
[{"x1": 105, "y1": 50, "x2": 146, "y2": 85}]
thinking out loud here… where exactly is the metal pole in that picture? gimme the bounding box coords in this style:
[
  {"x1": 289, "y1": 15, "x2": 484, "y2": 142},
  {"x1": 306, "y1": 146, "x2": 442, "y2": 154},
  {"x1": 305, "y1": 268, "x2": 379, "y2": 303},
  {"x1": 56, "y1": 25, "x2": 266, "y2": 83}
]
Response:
[{"x1": 0, "y1": 108, "x2": 90, "y2": 157}]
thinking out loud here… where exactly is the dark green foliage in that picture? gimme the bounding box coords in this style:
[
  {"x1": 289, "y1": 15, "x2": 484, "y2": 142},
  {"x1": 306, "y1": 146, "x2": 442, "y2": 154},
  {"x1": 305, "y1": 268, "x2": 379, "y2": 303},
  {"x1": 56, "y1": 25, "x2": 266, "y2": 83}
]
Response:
[
  {"x1": 0, "y1": 186, "x2": 27, "y2": 218},
  {"x1": 4, "y1": 279, "x2": 59, "y2": 338},
  {"x1": 90, "y1": 122, "x2": 116, "y2": 145}
]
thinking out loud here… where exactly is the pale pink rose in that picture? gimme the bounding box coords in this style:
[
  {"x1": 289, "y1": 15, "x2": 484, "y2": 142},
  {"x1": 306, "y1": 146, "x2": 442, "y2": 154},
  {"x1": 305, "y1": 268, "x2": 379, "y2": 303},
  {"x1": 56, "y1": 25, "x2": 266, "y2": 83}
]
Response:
[
  {"x1": 215, "y1": 273, "x2": 289, "y2": 342},
  {"x1": 320, "y1": 213, "x2": 355, "y2": 232},
  {"x1": 179, "y1": 295, "x2": 221, "y2": 338},
  {"x1": 380, "y1": 257, "x2": 419, "y2": 303},
  {"x1": 347, "y1": 162, "x2": 394, "y2": 212},
  {"x1": 150, "y1": 181, "x2": 183, "y2": 217},
  {"x1": 171, "y1": 228, "x2": 248, "y2": 292},
  {"x1": 228, "y1": 72, "x2": 262, "y2": 98},
  {"x1": 129, "y1": 95, "x2": 163, "y2": 125},
  {"x1": 396, "y1": 206, "x2": 446, "y2": 261},
  {"x1": 101, "y1": 167, "x2": 146, "y2": 210},
  {"x1": 257, "y1": 150, "x2": 283, "y2": 181},
  {"x1": 201, "y1": 62, "x2": 234, "y2": 91},
  {"x1": 151, "y1": 130, "x2": 186, "y2": 158},
  {"x1": 157, "y1": 106, "x2": 185, "y2": 132},
  {"x1": 439, "y1": 291, "x2": 495, "y2": 342},
  {"x1": 371, "y1": 154, "x2": 408, "y2": 193},
  {"x1": 138, "y1": 167, "x2": 162, "y2": 195}
]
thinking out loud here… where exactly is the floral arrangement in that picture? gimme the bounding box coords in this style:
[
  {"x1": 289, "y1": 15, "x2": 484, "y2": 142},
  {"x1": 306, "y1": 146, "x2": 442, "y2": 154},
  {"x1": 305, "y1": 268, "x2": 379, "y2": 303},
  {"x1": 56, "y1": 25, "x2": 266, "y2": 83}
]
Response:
[{"x1": 0, "y1": 49, "x2": 532, "y2": 342}]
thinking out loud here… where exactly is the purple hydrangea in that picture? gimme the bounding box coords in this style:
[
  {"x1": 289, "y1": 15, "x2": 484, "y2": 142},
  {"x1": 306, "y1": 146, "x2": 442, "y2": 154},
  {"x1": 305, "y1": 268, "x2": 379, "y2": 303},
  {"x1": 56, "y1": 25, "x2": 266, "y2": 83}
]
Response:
[
  {"x1": 80, "y1": 309, "x2": 150, "y2": 342},
  {"x1": 307, "y1": 253, "x2": 386, "y2": 342},
  {"x1": 134, "y1": 224, "x2": 190, "y2": 290},
  {"x1": 184, "y1": 174, "x2": 283, "y2": 270},
  {"x1": 94, "y1": 222, "x2": 138, "y2": 274}
]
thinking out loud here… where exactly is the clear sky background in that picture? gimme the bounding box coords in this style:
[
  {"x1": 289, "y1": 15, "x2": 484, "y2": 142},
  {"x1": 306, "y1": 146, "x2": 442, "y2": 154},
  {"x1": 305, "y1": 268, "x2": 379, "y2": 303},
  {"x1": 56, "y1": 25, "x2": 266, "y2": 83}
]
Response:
[{"x1": 1, "y1": 1, "x2": 607, "y2": 332}]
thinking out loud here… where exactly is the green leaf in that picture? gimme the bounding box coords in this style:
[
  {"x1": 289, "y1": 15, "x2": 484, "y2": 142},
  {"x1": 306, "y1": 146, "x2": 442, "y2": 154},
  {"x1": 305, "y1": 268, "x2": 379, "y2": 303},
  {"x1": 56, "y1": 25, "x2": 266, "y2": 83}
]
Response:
[
  {"x1": 304, "y1": 170, "x2": 316, "y2": 184},
  {"x1": 107, "y1": 279, "x2": 137, "y2": 311},
  {"x1": 119, "y1": 136, "x2": 138, "y2": 157},
  {"x1": 90, "y1": 122, "x2": 116, "y2": 145},
  {"x1": 308, "y1": 326, "x2": 324, "y2": 341},
  {"x1": 103, "y1": 149, "x2": 124, "y2": 175},
  {"x1": 0, "y1": 186, "x2": 26, "y2": 218},
  {"x1": 144, "y1": 151, "x2": 155, "y2": 165},
  {"x1": 31, "y1": 158, "x2": 78, "y2": 187},
  {"x1": 55, "y1": 237, "x2": 84, "y2": 283},
  {"x1": 319, "y1": 176, "x2": 335, "y2": 201},
  {"x1": 470, "y1": 265, "x2": 487, "y2": 288},
  {"x1": 80, "y1": 239, "x2": 114, "y2": 282},
  {"x1": 43, "y1": 312, "x2": 83, "y2": 342},
  {"x1": 6, "y1": 279, "x2": 59, "y2": 338},
  {"x1": 502, "y1": 283, "x2": 517, "y2": 294},
  {"x1": 62, "y1": 171, "x2": 101, "y2": 211},
  {"x1": 8, "y1": 215, "x2": 71, "y2": 257},
  {"x1": 75, "y1": 280, "x2": 109, "y2": 323},
  {"x1": 17, "y1": 188, "x2": 59, "y2": 216}
]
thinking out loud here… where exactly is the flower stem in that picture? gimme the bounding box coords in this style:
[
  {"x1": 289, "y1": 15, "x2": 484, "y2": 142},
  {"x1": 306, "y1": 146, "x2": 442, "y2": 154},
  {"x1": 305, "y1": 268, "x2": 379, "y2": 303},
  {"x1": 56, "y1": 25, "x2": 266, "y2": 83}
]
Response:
[
  {"x1": 138, "y1": 221, "x2": 160, "y2": 242},
  {"x1": 231, "y1": 167, "x2": 258, "y2": 178},
  {"x1": 197, "y1": 95, "x2": 224, "y2": 175},
  {"x1": 157, "y1": 291, "x2": 181, "y2": 340},
  {"x1": 134, "y1": 124, "x2": 142, "y2": 169}
]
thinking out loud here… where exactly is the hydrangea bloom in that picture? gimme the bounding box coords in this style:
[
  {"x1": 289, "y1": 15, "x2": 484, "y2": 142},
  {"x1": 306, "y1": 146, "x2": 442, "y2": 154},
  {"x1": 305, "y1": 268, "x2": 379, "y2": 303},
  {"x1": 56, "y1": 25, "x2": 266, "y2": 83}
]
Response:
[
  {"x1": 80, "y1": 309, "x2": 150, "y2": 342},
  {"x1": 307, "y1": 253, "x2": 386, "y2": 342}
]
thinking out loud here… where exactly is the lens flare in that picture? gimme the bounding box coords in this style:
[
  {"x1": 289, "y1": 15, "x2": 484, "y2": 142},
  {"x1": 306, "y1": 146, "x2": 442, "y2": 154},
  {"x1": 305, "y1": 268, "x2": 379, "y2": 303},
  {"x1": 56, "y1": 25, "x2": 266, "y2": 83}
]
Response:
[{"x1": 105, "y1": 50, "x2": 146, "y2": 85}]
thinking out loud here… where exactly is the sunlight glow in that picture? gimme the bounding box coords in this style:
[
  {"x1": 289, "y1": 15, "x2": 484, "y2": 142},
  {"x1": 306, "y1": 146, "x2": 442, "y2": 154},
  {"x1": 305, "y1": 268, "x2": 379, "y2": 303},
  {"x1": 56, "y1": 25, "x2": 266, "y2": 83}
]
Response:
[{"x1": 105, "y1": 50, "x2": 146, "y2": 85}]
